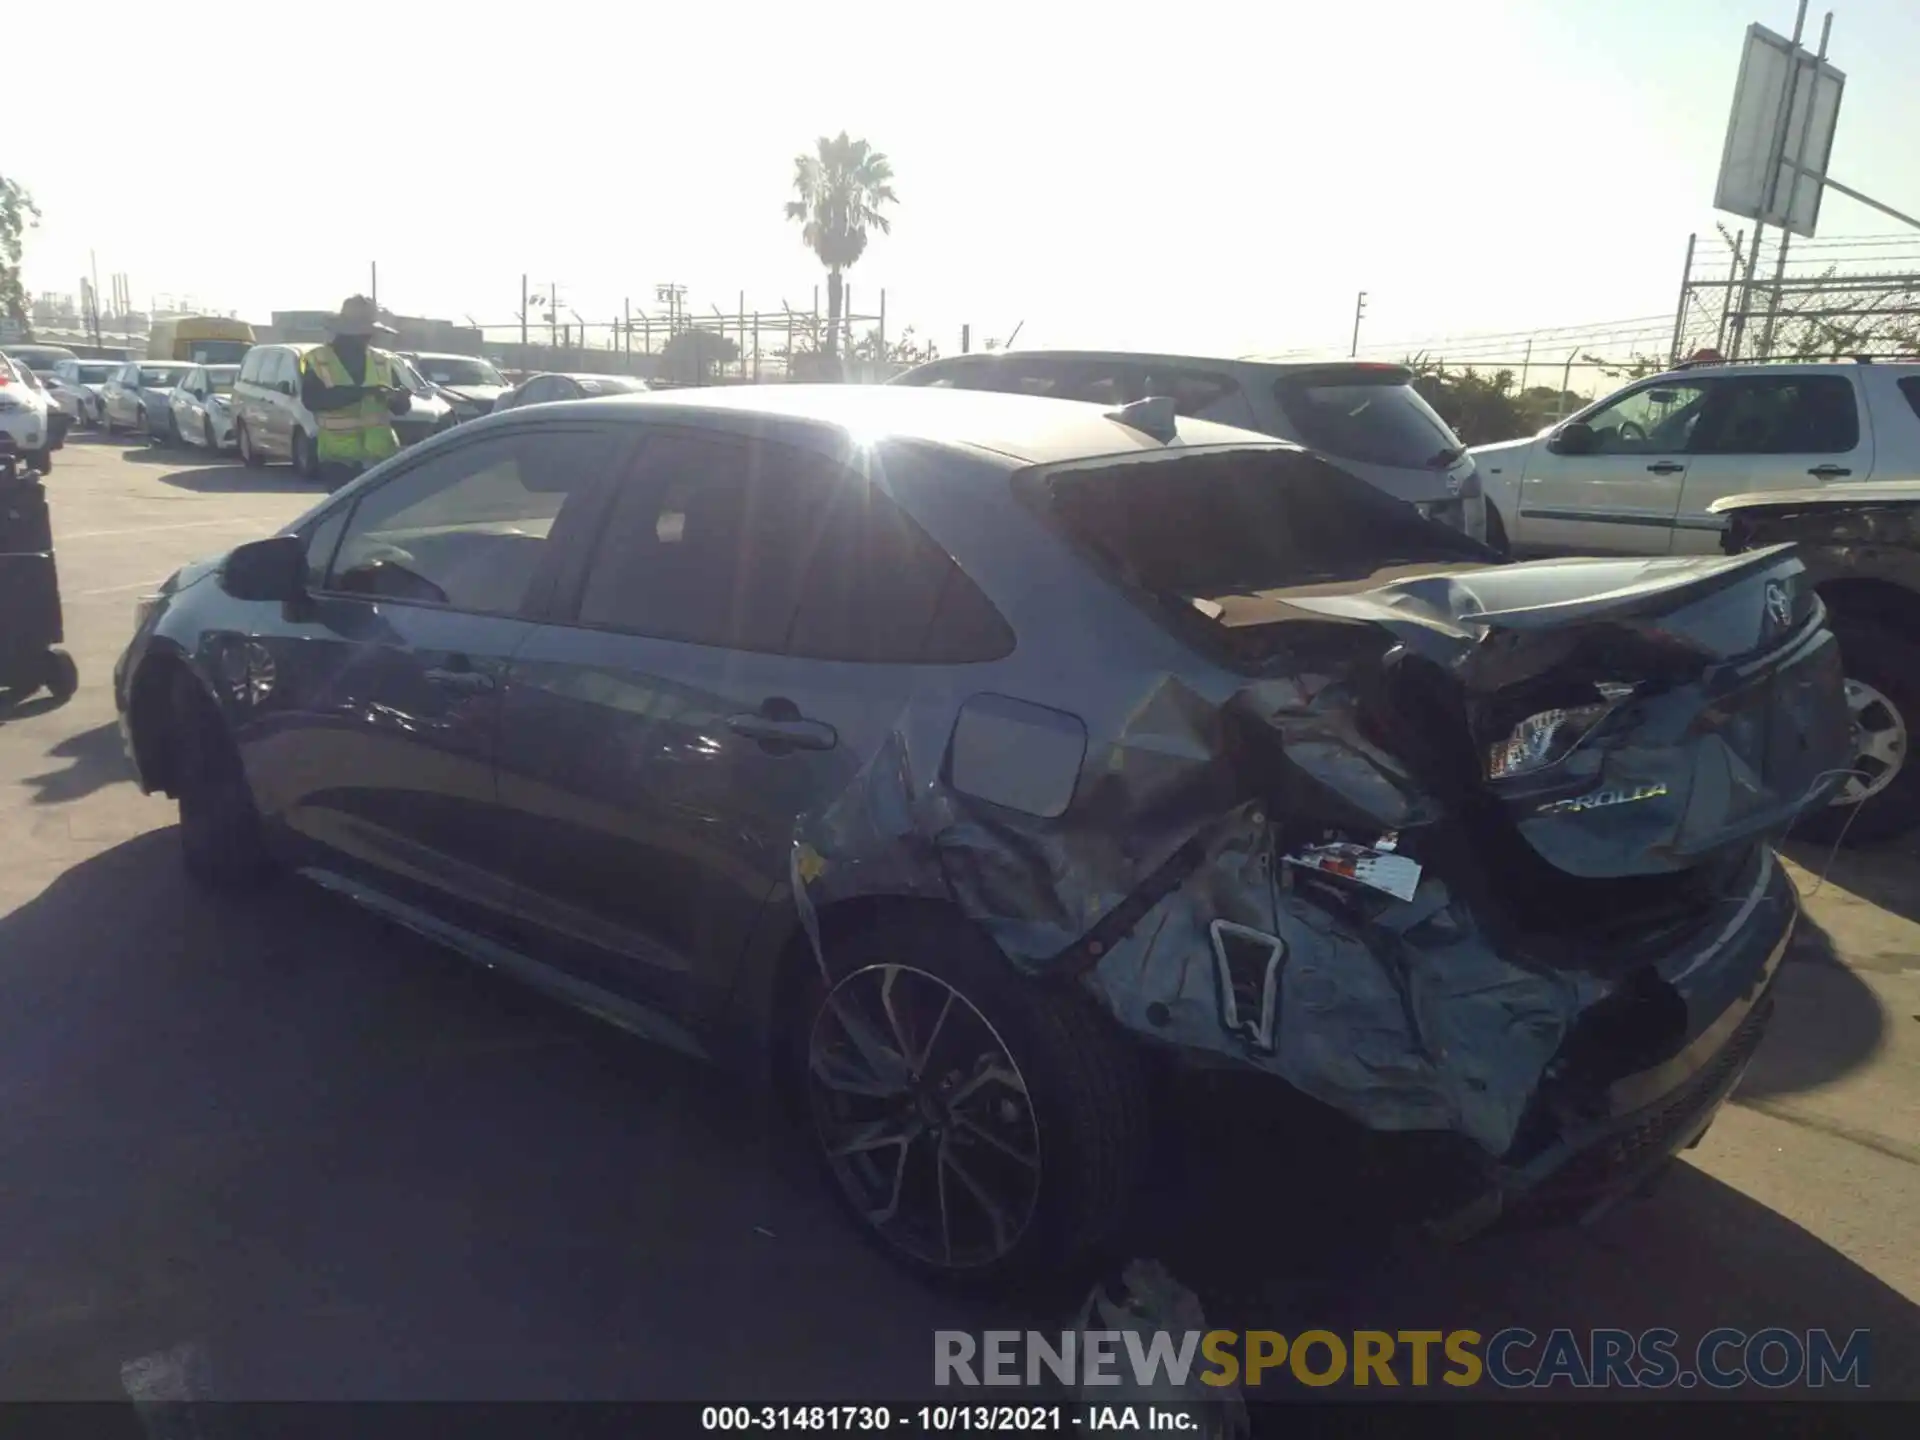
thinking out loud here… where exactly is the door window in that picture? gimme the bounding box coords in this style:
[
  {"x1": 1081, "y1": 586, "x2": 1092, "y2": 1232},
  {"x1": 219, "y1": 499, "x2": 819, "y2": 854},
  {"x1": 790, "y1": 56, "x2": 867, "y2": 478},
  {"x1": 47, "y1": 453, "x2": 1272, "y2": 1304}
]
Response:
[
  {"x1": 238, "y1": 350, "x2": 263, "y2": 385},
  {"x1": 573, "y1": 431, "x2": 1014, "y2": 661},
  {"x1": 1578, "y1": 380, "x2": 1711, "y2": 455},
  {"x1": 1693, "y1": 375, "x2": 1859, "y2": 455},
  {"x1": 323, "y1": 428, "x2": 624, "y2": 615}
]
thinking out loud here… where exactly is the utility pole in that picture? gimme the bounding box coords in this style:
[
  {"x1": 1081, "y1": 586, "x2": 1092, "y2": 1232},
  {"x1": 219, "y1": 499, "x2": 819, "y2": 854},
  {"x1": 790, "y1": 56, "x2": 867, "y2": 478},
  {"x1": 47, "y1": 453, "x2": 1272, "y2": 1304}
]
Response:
[
  {"x1": 551, "y1": 282, "x2": 559, "y2": 348},
  {"x1": 1350, "y1": 291, "x2": 1368, "y2": 357},
  {"x1": 370, "y1": 261, "x2": 378, "y2": 310},
  {"x1": 624, "y1": 297, "x2": 631, "y2": 359},
  {"x1": 520, "y1": 274, "x2": 528, "y2": 348}
]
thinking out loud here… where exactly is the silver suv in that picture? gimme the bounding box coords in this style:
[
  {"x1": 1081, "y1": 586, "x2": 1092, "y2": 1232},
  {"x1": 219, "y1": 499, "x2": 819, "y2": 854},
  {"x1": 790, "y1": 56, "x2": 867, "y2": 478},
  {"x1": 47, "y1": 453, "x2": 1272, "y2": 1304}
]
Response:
[
  {"x1": 1471, "y1": 359, "x2": 1920, "y2": 556},
  {"x1": 888, "y1": 351, "x2": 1487, "y2": 541}
]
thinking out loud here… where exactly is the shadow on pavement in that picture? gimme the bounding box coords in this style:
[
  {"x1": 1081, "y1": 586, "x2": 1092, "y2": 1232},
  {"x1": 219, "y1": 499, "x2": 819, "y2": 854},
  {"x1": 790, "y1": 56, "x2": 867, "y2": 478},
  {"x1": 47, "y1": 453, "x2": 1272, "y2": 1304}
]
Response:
[
  {"x1": 22, "y1": 720, "x2": 128, "y2": 805},
  {"x1": 0, "y1": 830, "x2": 999, "y2": 1401},
  {"x1": 0, "y1": 690, "x2": 68, "y2": 724},
  {"x1": 1784, "y1": 832, "x2": 1920, "y2": 926},
  {"x1": 1734, "y1": 910, "x2": 1888, "y2": 1103},
  {"x1": 0, "y1": 830, "x2": 1911, "y2": 1401},
  {"x1": 153, "y1": 464, "x2": 316, "y2": 496}
]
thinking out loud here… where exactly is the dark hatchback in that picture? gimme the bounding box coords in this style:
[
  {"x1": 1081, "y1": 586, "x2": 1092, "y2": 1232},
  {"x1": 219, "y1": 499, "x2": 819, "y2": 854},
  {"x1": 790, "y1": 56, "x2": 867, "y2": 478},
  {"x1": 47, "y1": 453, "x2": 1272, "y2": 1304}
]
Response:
[{"x1": 116, "y1": 386, "x2": 1847, "y2": 1288}]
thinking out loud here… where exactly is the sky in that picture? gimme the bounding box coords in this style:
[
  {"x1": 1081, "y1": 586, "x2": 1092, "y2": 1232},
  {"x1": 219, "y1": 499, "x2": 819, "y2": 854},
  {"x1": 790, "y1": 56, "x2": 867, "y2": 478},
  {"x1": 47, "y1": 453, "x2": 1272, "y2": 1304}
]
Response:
[{"x1": 10, "y1": 0, "x2": 1920, "y2": 364}]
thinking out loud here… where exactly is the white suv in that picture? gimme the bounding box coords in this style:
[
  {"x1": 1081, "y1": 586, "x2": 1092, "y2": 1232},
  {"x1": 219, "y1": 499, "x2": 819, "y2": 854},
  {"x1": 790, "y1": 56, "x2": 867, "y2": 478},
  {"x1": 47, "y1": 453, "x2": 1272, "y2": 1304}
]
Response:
[{"x1": 1472, "y1": 359, "x2": 1920, "y2": 555}]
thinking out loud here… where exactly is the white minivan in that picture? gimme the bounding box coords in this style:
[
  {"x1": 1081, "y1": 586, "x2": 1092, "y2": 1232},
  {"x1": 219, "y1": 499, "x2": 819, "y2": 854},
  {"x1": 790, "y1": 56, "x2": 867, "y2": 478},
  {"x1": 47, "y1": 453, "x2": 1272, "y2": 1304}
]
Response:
[{"x1": 233, "y1": 343, "x2": 449, "y2": 477}]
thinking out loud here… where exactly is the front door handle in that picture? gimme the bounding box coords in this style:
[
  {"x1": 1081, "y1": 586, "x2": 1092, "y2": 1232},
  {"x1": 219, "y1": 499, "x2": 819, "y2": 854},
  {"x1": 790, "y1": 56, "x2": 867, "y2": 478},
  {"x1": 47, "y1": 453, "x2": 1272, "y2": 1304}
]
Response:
[
  {"x1": 726, "y1": 711, "x2": 837, "y2": 752},
  {"x1": 1808, "y1": 464, "x2": 1852, "y2": 478},
  {"x1": 1646, "y1": 461, "x2": 1686, "y2": 475},
  {"x1": 424, "y1": 666, "x2": 496, "y2": 693}
]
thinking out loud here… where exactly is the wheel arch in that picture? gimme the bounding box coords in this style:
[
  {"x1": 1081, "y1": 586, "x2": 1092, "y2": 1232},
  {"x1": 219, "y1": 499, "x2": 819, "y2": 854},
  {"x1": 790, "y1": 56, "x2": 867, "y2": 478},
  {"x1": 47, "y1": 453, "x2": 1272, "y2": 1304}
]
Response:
[
  {"x1": 722, "y1": 891, "x2": 1002, "y2": 1086},
  {"x1": 125, "y1": 647, "x2": 219, "y2": 797},
  {"x1": 1815, "y1": 576, "x2": 1920, "y2": 637}
]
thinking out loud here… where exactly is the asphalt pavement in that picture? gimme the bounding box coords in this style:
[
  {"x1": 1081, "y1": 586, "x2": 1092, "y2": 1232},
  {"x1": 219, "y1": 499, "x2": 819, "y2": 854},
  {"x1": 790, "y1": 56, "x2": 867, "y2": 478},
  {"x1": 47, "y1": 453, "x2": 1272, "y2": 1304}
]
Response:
[{"x1": 1, "y1": 434, "x2": 1915, "y2": 1403}]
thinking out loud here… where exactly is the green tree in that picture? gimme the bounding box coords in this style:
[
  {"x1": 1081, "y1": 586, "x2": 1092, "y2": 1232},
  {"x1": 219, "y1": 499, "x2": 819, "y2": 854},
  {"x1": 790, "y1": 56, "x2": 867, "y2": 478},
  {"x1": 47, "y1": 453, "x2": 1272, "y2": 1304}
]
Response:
[
  {"x1": 784, "y1": 133, "x2": 897, "y2": 361},
  {"x1": 1, "y1": 175, "x2": 42, "y2": 331},
  {"x1": 658, "y1": 328, "x2": 740, "y2": 385}
]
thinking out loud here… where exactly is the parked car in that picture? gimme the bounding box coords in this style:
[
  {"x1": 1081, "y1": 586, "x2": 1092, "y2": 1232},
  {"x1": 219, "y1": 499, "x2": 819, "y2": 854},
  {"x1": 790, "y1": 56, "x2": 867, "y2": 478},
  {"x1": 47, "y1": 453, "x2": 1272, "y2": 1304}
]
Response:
[
  {"x1": 0, "y1": 352, "x2": 56, "y2": 472},
  {"x1": 2, "y1": 343, "x2": 79, "y2": 378},
  {"x1": 48, "y1": 357, "x2": 119, "y2": 426},
  {"x1": 1714, "y1": 477, "x2": 1920, "y2": 846},
  {"x1": 1470, "y1": 358, "x2": 1920, "y2": 557},
  {"x1": 492, "y1": 371, "x2": 649, "y2": 411},
  {"x1": 114, "y1": 384, "x2": 1850, "y2": 1288},
  {"x1": 102, "y1": 360, "x2": 193, "y2": 437},
  {"x1": 168, "y1": 365, "x2": 242, "y2": 452},
  {"x1": 386, "y1": 355, "x2": 457, "y2": 445},
  {"x1": 234, "y1": 344, "x2": 442, "y2": 477},
  {"x1": 890, "y1": 351, "x2": 1489, "y2": 543},
  {"x1": 400, "y1": 351, "x2": 511, "y2": 422}
]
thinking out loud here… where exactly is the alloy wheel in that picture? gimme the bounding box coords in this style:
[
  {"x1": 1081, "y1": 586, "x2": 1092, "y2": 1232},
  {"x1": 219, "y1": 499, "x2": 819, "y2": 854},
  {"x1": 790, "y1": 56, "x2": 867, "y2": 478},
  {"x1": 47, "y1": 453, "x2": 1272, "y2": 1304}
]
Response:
[
  {"x1": 1834, "y1": 677, "x2": 1907, "y2": 806},
  {"x1": 807, "y1": 963, "x2": 1041, "y2": 1270}
]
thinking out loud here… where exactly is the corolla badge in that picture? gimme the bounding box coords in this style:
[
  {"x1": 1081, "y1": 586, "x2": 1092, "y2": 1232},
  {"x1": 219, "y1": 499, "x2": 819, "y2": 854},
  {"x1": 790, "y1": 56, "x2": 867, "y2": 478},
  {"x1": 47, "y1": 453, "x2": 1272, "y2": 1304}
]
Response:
[
  {"x1": 1764, "y1": 580, "x2": 1793, "y2": 632},
  {"x1": 1537, "y1": 781, "x2": 1670, "y2": 816}
]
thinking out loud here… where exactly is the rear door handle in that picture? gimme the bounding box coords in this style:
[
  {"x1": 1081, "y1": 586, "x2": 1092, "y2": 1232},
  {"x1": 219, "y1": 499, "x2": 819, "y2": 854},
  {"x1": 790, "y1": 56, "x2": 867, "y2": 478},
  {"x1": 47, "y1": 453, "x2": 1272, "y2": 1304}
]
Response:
[
  {"x1": 424, "y1": 667, "x2": 496, "y2": 693},
  {"x1": 726, "y1": 713, "x2": 837, "y2": 751},
  {"x1": 1807, "y1": 464, "x2": 1852, "y2": 478},
  {"x1": 1646, "y1": 461, "x2": 1686, "y2": 475}
]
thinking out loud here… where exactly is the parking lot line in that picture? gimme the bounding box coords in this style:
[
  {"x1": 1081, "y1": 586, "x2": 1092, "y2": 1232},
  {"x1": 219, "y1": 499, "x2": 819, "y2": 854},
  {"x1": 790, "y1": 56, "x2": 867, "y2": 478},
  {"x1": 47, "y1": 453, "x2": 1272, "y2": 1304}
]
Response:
[{"x1": 62, "y1": 518, "x2": 282, "y2": 541}]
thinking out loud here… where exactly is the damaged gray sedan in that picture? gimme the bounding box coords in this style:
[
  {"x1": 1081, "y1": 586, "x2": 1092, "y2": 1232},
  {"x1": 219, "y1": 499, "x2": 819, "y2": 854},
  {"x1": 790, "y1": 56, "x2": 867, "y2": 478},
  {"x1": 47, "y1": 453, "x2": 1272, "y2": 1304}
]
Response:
[{"x1": 113, "y1": 384, "x2": 1852, "y2": 1290}]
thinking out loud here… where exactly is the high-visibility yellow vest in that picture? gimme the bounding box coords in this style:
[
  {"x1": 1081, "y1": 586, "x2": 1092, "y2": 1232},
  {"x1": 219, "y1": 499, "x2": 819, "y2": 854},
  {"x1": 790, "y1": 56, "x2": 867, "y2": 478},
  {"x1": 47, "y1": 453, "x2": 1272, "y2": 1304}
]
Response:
[{"x1": 304, "y1": 345, "x2": 401, "y2": 467}]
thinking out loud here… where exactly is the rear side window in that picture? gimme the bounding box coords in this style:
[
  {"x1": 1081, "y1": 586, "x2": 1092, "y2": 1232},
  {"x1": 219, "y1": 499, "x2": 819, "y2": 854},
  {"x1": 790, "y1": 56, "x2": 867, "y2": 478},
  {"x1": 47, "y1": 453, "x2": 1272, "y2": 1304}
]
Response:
[
  {"x1": 1694, "y1": 375, "x2": 1859, "y2": 455},
  {"x1": 1272, "y1": 373, "x2": 1462, "y2": 468},
  {"x1": 1897, "y1": 377, "x2": 1920, "y2": 422},
  {"x1": 574, "y1": 431, "x2": 1012, "y2": 662}
]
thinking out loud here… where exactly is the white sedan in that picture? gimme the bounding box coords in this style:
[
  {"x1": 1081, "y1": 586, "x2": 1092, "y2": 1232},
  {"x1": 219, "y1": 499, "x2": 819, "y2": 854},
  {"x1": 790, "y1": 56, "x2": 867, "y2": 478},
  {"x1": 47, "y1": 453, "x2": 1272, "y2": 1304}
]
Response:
[{"x1": 169, "y1": 364, "x2": 241, "y2": 451}]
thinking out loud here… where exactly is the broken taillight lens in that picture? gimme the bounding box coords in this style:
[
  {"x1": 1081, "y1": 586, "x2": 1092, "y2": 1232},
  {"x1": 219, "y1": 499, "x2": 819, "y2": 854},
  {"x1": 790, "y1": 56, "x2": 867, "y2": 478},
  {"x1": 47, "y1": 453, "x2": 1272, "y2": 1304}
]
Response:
[{"x1": 1486, "y1": 703, "x2": 1613, "y2": 780}]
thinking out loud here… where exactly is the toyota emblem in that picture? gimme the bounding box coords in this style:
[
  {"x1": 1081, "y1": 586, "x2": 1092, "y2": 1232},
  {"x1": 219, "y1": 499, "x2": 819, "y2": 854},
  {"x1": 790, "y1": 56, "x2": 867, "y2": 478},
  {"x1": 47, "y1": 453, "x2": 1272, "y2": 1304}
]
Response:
[{"x1": 1764, "y1": 580, "x2": 1793, "y2": 632}]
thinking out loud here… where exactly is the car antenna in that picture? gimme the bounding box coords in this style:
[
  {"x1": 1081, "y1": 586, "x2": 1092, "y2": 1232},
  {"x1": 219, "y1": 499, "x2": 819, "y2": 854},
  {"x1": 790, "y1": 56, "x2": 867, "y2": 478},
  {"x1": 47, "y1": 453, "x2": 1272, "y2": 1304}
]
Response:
[{"x1": 1105, "y1": 395, "x2": 1179, "y2": 444}]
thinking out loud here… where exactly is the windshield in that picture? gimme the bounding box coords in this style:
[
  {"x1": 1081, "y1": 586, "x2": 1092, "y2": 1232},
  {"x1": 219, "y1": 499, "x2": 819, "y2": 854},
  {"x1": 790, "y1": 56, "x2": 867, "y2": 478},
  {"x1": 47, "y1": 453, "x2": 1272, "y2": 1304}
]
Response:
[
  {"x1": 139, "y1": 366, "x2": 189, "y2": 388},
  {"x1": 77, "y1": 364, "x2": 117, "y2": 383},
  {"x1": 418, "y1": 357, "x2": 504, "y2": 387},
  {"x1": 1036, "y1": 449, "x2": 1491, "y2": 599},
  {"x1": 1273, "y1": 373, "x2": 1464, "y2": 470},
  {"x1": 391, "y1": 357, "x2": 432, "y2": 395},
  {"x1": 576, "y1": 375, "x2": 645, "y2": 396},
  {"x1": 204, "y1": 366, "x2": 239, "y2": 394}
]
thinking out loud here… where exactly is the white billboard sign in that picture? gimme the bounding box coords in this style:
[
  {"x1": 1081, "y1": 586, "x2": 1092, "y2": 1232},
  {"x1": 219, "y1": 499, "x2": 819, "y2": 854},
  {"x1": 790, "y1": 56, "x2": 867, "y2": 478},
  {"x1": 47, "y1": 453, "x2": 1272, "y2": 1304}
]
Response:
[{"x1": 1714, "y1": 23, "x2": 1845, "y2": 238}]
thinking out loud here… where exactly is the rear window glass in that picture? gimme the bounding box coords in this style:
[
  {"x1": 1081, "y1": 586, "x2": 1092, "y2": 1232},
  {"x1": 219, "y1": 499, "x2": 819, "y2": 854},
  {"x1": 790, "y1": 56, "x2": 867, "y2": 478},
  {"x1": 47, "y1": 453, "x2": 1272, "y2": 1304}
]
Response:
[
  {"x1": 77, "y1": 364, "x2": 116, "y2": 383},
  {"x1": 1899, "y1": 377, "x2": 1920, "y2": 422},
  {"x1": 139, "y1": 365, "x2": 189, "y2": 388},
  {"x1": 932, "y1": 360, "x2": 1243, "y2": 420},
  {"x1": 1032, "y1": 449, "x2": 1490, "y2": 600},
  {"x1": 1273, "y1": 373, "x2": 1463, "y2": 469}
]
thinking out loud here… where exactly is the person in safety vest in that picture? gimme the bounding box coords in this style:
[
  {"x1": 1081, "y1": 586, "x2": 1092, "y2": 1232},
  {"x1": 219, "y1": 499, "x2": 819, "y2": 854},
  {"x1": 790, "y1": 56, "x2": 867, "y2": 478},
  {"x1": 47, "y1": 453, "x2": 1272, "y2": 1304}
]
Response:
[{"x1": 300, "y1": 295, "x2": 411, "y2": 491}]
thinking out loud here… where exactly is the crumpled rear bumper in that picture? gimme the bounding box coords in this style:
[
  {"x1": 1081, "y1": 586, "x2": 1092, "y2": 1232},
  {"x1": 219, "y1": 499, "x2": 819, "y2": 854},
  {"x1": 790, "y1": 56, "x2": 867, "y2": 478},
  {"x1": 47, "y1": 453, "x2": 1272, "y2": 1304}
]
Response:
[{"x1": 1424, "y1": 870, "x2": 1792, "y2": 1240}]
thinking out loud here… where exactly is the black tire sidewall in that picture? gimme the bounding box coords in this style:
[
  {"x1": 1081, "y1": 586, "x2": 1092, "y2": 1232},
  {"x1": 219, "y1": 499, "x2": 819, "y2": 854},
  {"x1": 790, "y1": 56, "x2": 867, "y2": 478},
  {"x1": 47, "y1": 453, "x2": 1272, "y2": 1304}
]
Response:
[
  {"x1": 170, "y1": 671, "x2": 272, "y2": 887},
  {"x1": 789, "y1": 910, "x2": 1147, "y2": 1293},
  {"x1": 1800, "y1": 615, "x2": 1920, "y2": 845}
]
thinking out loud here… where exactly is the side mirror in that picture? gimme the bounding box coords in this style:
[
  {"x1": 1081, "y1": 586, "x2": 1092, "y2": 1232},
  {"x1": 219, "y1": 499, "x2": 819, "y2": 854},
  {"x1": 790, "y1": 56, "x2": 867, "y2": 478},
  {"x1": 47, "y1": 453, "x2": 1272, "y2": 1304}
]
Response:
[
  {"x1": 1548, "y1": 421, "x2": 1597, "y2": 456},
  {"x1": 223, "y1": 534, "x2": 307, "y2": 603}
]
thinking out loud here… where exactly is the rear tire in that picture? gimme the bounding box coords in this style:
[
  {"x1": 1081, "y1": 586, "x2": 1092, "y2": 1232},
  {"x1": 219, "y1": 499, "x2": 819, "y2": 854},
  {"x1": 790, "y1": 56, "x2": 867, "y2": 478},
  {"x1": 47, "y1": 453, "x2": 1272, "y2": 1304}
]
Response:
[
  {"x1": 169, "y1": 669, "x2": 276, "y2": 891},
  {"x1": 1796, "y1": 615, "x2": 1920, "y2": 847},
  {"x1": 790, "y1": 909, "x2": 1151, "y2": 1294},
  {"x1": 40, "y1": 649, "x2": 78, "y2": 702}
]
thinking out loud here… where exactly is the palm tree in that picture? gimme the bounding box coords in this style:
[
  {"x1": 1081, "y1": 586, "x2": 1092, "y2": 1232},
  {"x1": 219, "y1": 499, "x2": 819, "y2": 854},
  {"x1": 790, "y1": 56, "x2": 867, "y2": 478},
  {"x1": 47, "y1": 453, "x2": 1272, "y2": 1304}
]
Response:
[{"x1": 785, "y1": 133, "x2": 897, "y2": 360}]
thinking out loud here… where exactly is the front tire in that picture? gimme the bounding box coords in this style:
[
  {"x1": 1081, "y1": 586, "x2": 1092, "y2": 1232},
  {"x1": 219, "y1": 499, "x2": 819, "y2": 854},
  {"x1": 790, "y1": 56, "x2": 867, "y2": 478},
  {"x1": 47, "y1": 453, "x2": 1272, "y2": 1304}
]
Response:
[
  {"x1": 793, "y1": 910, "x2": 1150, "y2": 1293},
  {"x1": 204, "y1": 416, "x2": 218, "y2": 451},
  {"x1": 1797, "y1": 615, "x2": 1920, "y2": 846},
  {"x1": 169, "y1": 669, "x2": 276, "y2": 891},
  {"x1": 291, "y1": 428, "x2": 318, "y2": 480},
  {"x1": 237, "y1": 420, "x2": 264, "y2": 468}
]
